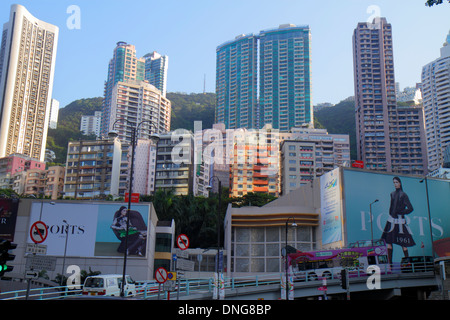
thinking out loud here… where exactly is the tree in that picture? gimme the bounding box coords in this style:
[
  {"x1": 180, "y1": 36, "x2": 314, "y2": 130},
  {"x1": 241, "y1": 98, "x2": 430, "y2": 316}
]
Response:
[
  {"x1": 227, "y1": 192, "x2": 277, "y2": 208},
  {"x1": 425, "y1": 0, "x2": 449, "y2": 6}
]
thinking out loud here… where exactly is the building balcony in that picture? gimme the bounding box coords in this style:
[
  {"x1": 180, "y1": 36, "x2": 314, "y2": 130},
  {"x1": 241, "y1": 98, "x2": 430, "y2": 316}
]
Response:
[
  {"x1": 253, "y1": 171, "x2": 267, "y2": 178},
  {"x1": 253, "y1": 186, "x2": 268, "y2": 192},
  {"x1": 253, "y1": 179, "x2": 268, "y2": 185}
]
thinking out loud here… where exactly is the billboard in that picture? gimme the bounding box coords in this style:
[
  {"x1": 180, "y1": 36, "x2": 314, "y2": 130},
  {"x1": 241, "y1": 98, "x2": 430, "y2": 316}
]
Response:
[
  {"x1": 342, "y1": 168, "x2": 450, "y2": 263},
  {"x1": 320, "y1": 168, "x2": 344, "y2": 245},
  {"x1": 27, "y1": 202, "x2": 150, "y2": 258},
  {"x1": 0, "y1": 199, "x2": 19, "y2": 241}
]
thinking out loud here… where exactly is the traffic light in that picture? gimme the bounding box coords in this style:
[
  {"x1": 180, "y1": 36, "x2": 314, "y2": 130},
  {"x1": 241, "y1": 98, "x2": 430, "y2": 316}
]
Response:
[
  {"x1": 0, "y1": 239, "x2": 16, "y2": 277},
  {"x1": 340, "y1": 269, "x2": 347, "y2": 290}
]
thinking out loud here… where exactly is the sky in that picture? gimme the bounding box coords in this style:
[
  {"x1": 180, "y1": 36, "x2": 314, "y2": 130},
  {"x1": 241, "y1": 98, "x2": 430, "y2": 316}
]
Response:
[{"x1": 1, "y1": 0, "x2": 450, "y2": 109}]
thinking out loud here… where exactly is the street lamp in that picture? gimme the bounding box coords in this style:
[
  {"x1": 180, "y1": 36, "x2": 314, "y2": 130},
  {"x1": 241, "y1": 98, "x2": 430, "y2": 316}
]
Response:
[
  {"x1": 369, "y1": 199, "x2": 379, "y2": 245},
  {"x1": 420, "y1": 177, "x2": 434, "y2": 258},
  {"x1": 109, "y1": 118, "x2": 159, "y2": 297},
  {"x1": 284, "y1": 216, "x2": 297, "y2": 300},
  {"x1": 206, "y1": 176, "x2": 222, "y2": 299},
  {"x1": 61, "y1": 219, "x2": 69, "y2": 286}
]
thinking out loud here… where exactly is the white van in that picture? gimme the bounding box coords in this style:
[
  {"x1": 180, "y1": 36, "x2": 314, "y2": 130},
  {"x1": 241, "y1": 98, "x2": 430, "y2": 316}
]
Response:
[{"x1": 82, "y1": 274, "x2": 136, "y2": 297}]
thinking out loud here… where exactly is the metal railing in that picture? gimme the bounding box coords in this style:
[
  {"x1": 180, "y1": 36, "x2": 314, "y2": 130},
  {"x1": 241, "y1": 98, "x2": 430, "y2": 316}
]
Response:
[{"x1": 0, "y1": 263, "x2": 435, "y2": 300}]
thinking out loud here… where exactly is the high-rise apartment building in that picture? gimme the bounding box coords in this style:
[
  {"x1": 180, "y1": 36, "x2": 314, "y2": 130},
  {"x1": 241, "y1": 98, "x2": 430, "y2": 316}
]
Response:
[
  {"x1": 279, "y1": 128, "x2": 350, "y2": 195},
  {"x1": 0, "y1": 4, "x2": 58, "y2": 162},
  {"x1": 80, "y1": 111, "x2": 102, "y2": 137},
  {"x1": 101, "y1": 42, "x2": 170, "y2": 138},
  {"x1": 48, "y1": 99, "x2": 59, "y2": 129},
  {"x1": 259, "y1": 24, "x2": 313, "y2": 131},
  {"x1": 353, "y1": 18, "x2": 428, "y2": 175},
  {"x1": 353, "y1": 18, "x2": 395, "y2": 172},
  {"x1": 100, "y1": 42, "x2": 145, "y2": 138},
  {"x1": 216, "y1": 34, "x2": 259, "y2": 129},
  {"x1": 108, "y1": 80, "x2": 171, "y2": 143},
  {"x1": 228, "y1": 127, "x2": 280, "y2": 197},
  {"x1": 421, "y1": 31, "x2": 450, "y2": 171},
  {"x1": 216, "y1": 24, "x2": 312, "y2": 132},
  {"x1": 63, "y1": 137, "x2": 122, "y2": 199},
  {"x1": 144, "y1": 51, "x2": 168, "y2": 97},
  {"x1": 154, "y1": 131, "x2": 194, "y2": 195}
]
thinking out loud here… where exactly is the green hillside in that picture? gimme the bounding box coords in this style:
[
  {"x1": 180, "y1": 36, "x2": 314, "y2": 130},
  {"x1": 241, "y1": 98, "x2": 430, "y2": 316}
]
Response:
[
  {"x1": 314, "y1": 98, "x2": 356, "y2": 160},
  {"x1": 46, "y1": 93, "x2": 216, "y2": 164},
  {"x1": 46, "y1": 93, "x2": 356, "y2": 164},
  {"x1": 46, "y1": 97, "x2": 102, "y2": 164}
]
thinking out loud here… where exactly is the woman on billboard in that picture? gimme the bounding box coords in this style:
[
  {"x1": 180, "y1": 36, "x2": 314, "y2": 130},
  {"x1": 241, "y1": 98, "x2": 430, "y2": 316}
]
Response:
[
  {"x1": 381, "y1": 176, "x2": 415, "y2": 264},
  {"x1": 111, "y1": 206, "x2": 147, "y2": 256}
]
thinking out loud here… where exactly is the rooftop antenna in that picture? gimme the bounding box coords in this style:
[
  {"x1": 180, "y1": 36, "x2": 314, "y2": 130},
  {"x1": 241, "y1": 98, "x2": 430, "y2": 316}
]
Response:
[{"x1": 203, "y1": 74, "x2": 206, "y2": 94}]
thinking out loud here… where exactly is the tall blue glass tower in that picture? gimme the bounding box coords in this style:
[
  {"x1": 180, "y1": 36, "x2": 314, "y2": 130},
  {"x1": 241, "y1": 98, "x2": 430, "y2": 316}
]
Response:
[
  {"x1": 216, "y1": 34, "x2": 259, "y2": 129},
  {"x1": 215, "y1": 24, "x2": 312, "y2": 132},
  {"x1": 259, "y1": 24, "x2": 312, "y2": 132}
]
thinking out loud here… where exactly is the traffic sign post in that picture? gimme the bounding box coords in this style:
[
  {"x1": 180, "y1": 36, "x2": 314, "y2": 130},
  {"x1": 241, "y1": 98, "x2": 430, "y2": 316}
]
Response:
[
  {"x1": 25, "y1": 270, "x2": 39, "y2": 280},
  {"x1": 176, "y1": 234, "x2": 189, "y2": 251},
  {"x1": 26, "y1": 243, "x2": 47, "y2": 255},
  {"x1": 125, "y1": 193, "x2": 140, "y2": 203},
  {"x1": 320, "y1": 277, "x2": 328, "y2": 300},
  {"x1": 30, "y1": 221, "x2": 48, "y2": 244},
  {"x1": 155, "y1": 267, "x2": 168, "y2": 284}
]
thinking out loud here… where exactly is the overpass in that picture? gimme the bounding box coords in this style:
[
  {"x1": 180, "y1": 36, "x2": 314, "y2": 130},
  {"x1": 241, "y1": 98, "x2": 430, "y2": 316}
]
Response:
[
  {"x1": 0, "y1": 269, "x2": 440, "y2": 300},
  {"x1": 174, "y1": 270, "x2": 439, "y2": 300}
]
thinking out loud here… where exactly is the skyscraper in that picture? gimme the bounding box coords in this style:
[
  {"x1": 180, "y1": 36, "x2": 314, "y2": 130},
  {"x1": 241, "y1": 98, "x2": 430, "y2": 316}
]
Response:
[
  {"x1": 108, "y1": 80, "x2": 171, "y2": 142},
  {"x1": 0, "y1": 4, "x2": 59, "y2": 162},
  {"x1": 216, "y1": 34, "x2": 259, "y2": 129},
  {"x1": 215, "y1": 24, "x2": 312, "y2": 132},
  {"x1": 421, "y1": 31, "x2": 450, "y2": 171},
  {"x1": 259, "y1": 24, "x2": 312, "y2": 132},
  {"x1": 353, "y1": 18, "x2": 427, "y2": 175},
  {"x1": 100, "y1": 42, "x2": 169, "y2": 138},
  {"x1": 353, "y1": 18, "x2": 395, "y2": 172},
  {"x1": 100, "y1": 42, "x2": 145, "y2": 138},
  {"x1": 144, "y1": 51, "x2": 168, "y2": 97}
]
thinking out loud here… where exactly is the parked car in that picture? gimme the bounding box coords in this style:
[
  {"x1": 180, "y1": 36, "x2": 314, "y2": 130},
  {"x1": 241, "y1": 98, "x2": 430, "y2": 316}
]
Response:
[
  {"x1": 82, "y1": 274, "x2": 136, "y2": 297},
  {"x1": 400, "y1": 256, "x2": 434, "y2": 273}
]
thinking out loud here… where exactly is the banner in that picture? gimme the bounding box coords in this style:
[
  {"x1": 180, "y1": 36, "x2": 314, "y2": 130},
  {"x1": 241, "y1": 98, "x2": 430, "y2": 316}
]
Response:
[
  {"x1": 28, "y1": 202, "x2": 150, "y2": 258},
  {"x1": 320, "y1": 168, "x2": 343, "y2": 245},
  {"x1": 280, "y1": 272, "x2": 294, "y2": 300}
]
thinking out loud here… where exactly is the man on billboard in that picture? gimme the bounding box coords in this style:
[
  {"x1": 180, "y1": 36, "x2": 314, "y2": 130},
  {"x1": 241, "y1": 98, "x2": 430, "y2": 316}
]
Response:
[{"x1": 380, "y1": 176, "x2": 415, "y2": 264}]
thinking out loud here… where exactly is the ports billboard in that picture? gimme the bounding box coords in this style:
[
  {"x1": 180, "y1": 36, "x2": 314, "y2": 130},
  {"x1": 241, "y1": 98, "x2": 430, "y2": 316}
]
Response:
[
  {"x1": 27, "y1": 202, "x2": 151, "y2": 258},
  {"x1": 342, "y1": 168, "x2": 450, "y2": 262}
]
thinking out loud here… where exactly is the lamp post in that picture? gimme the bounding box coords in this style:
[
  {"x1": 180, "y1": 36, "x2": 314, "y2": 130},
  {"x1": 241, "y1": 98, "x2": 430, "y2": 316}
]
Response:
[
  {"x1": 61, "y1": 219, "x2": 69, "y2": 286},
  {"x1": 369, "y1": 199, "x2": 379, "y2": 245},
  {"x1": 420, "y1": 177, "x2": 434, "y2": 258},
  {"x1": 109, "y1": 118, "x2": 159, "y2": 297},
  {"x1": 206, "y1": 175, "x2": 222, "y2": 299},
  {"x1": 285, "y1": 217, "x2": 297, "y2": 300}
]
